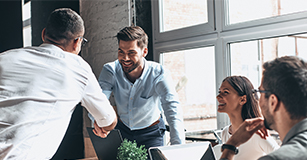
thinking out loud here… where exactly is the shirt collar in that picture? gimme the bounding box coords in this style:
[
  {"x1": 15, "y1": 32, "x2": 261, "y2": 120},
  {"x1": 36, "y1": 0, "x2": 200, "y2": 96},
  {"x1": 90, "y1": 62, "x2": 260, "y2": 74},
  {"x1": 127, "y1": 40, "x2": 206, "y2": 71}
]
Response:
[
  {"x1": 282, "y1": 118, "x2": 307, "y2": 145},
  {"x1": 118, "y1": 57, "x2": 148, "y2": 82},
  {"x1": 138, "y1": 57, "x2": 148, "y2": 81},
  {"x1": 39, "y1": 43, "x2": 64, "y2": 52}
]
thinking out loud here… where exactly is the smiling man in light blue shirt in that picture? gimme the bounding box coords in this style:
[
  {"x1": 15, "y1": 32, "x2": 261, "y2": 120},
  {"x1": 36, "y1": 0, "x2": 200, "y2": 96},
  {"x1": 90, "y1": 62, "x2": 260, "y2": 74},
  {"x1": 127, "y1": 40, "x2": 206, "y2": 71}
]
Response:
[{"x1": 98, "y1": 26, "x2": 185, "y2": 149}]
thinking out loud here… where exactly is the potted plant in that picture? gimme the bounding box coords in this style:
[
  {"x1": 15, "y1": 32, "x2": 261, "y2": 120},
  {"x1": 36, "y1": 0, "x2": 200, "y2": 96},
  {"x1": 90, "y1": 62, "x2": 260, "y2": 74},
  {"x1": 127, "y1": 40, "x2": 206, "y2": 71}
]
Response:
[{"x1": 117, "y1": 139, "x2": 148, "y2": 160}]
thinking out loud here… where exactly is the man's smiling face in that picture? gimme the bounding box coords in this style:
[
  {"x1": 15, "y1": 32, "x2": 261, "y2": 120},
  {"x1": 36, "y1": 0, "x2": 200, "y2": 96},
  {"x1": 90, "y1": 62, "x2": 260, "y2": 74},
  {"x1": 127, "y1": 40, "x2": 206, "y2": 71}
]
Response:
[{"x1": 118, "y1": 40, "x2": 146, "y2": 74}]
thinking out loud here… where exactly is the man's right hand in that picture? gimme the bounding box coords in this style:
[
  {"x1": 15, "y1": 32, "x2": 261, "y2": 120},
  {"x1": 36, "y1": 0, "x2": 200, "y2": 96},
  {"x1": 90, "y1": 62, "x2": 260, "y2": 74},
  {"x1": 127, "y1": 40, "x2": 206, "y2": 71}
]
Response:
[
  {"x1": 227, "y1": 117, "x2": 268, "y2": 147},
  {"x1": 220, "y1": 117, "x2": 268, "y2": 160}
]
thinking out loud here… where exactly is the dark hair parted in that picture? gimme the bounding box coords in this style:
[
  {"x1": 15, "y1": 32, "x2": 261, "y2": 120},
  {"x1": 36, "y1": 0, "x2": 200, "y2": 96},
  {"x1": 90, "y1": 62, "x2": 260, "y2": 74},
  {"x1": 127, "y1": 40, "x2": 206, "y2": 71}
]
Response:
[
  {"x1": 262, "y1": 56, "x2": 307, "y2": 120},
  {"x1": 116, "y1": 26, "x2": 148, "y2": 49},
  {"x1": 223, "y1": 76, "x2": 261, "y2": 121},
  {"x1": 45, "y1": 8, "x2": 84, "y2": 46}
]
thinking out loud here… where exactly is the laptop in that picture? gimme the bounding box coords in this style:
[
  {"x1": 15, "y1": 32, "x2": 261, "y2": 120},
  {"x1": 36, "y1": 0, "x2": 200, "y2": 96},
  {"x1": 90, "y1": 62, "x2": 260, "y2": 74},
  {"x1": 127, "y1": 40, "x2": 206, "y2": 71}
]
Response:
[
  {"x1": 148, "y1": 142, "x2": 216, "y2": 160},
  {"x1": 87, "y1": 128, "x2": 123, "y2": 160}
]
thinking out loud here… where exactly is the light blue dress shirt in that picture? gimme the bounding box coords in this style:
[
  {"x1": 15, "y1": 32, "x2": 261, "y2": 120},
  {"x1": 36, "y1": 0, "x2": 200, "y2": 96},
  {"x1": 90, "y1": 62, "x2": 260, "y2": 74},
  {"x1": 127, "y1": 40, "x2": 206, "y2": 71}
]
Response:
[{"x1": 98, "y1": 58, "x2": 185, "y2": 144}]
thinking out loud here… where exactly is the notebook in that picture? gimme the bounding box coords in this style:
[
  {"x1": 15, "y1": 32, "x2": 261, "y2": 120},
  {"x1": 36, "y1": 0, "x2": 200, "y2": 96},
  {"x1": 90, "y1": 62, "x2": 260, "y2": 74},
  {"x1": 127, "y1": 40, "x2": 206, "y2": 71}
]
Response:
[
  {"x1": 148, "y1": 141, "x2": 216, "y2": 160},
  {"x1": 87, "y1": 128, "x2": 123, "y2": 160}
]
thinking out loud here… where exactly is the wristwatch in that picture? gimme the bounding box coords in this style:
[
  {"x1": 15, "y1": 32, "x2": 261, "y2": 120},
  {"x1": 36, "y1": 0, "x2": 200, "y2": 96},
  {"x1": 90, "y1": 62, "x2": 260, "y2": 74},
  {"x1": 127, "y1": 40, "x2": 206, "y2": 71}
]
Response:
[{"x1": 221, "y1": 144, "x2": 239, "y2": 155}]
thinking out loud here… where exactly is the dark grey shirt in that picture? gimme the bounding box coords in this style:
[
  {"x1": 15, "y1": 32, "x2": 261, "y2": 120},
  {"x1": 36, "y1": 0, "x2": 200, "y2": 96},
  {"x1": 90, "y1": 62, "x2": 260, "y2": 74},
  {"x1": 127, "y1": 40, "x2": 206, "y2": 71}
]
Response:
[{"x1": 259, "y1": 118, "x2": 307, "y2": 160}]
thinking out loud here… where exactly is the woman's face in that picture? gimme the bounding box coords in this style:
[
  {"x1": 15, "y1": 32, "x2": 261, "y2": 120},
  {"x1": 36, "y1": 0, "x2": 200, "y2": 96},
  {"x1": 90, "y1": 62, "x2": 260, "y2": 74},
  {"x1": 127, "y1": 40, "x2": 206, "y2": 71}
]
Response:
[{"x1": 216, "y1": 81, "x2": 244, "y2": 113}]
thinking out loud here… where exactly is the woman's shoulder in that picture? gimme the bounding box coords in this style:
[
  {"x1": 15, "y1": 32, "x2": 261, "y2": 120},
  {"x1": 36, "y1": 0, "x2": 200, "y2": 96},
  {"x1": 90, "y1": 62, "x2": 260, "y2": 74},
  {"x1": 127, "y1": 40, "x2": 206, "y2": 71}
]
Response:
[
  {"x1": 250, "y1": 134, "x2": 280, "y2": 152},
  {"x1": 221, "y1": 125, "x2": 230, "y2": 133}
]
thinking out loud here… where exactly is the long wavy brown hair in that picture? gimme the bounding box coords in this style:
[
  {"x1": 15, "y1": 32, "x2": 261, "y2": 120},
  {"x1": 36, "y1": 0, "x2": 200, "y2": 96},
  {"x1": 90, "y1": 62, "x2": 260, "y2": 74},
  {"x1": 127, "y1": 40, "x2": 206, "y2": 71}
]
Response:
[{"x1": 223, "y1": 76, "x2": 261, "y2": 120}]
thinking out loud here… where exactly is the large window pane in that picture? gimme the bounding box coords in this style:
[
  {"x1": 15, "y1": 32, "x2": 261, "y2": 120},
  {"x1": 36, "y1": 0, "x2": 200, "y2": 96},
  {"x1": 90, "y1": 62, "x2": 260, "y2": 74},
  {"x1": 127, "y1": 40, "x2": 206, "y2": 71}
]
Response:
[
  {"x1": 228, "y1": 0, "x2": 307, "y2": 25},
  {"x1": 160, "y1": 0, "x2": 208, "y2": 32},
  {"x1": 230, "y1": 33, "x2": 307, "y2": 87},
  {"x1": 161, "y1": 46, "x2": 216, "y2": 132}
]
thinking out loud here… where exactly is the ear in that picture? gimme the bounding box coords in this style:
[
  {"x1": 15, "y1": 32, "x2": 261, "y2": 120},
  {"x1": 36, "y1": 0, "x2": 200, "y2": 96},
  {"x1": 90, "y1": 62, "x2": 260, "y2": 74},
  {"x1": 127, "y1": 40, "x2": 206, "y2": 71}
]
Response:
[
  {"x1": 41, "y1": 28, "x2": 46, "y2": 42},
  {"x1": 142, "y1": 47, "x2": 148, "y2": 57},
  {"x1": 268, "y1": 94, "x2": 280, "y2": 112},
  {"x1": 240, "y1": 95, "x2": 247, "y2": 105},
  {"x1": 73, "y1": 38, "x2": 79, "y2": 49},
  {"x1": 72, "y1": 38, "x2": 80, "y2": 54}
]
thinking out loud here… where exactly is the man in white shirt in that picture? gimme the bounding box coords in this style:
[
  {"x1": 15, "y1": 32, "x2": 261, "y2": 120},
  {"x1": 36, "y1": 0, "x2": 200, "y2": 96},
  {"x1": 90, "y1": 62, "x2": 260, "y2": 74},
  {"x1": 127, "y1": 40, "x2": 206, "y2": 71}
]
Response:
[{"x1": 0, "y1": 8, "x2": 117, "y2": 160}]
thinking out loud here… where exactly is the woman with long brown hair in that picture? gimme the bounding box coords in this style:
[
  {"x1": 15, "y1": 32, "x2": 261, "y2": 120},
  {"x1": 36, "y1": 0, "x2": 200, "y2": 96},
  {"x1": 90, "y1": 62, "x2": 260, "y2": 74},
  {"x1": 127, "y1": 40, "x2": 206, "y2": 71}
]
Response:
[{"x1": 216, "y1": 76, "x2": 279, "y2": 160}]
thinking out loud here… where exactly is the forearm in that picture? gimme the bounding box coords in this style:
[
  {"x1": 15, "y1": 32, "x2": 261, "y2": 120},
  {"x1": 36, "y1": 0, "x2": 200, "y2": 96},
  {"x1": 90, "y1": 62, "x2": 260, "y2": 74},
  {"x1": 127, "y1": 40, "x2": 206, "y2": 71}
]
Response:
[
  {"x1": 163, "y1": 102, "x2": 185, "y2": 144},
  {"x1": 166, "y1": 113, "x2": 185, "y2": 144},
  {"x1": 220, "y1": 149, "x2": 235, "y2": 160},
  {"x1": 219, "y1": 140, "x2": 239, "y2": 160},
  {"x1": 102, "y1": 117, "x2": 117, "y2": 131}
]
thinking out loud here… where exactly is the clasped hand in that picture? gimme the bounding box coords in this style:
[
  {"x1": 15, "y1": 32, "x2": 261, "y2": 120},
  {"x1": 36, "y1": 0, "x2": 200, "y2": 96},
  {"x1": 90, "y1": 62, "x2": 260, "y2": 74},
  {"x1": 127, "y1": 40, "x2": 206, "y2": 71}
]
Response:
[{"x1": 93, "y1": 121, "x2": 111, "y2": 138}]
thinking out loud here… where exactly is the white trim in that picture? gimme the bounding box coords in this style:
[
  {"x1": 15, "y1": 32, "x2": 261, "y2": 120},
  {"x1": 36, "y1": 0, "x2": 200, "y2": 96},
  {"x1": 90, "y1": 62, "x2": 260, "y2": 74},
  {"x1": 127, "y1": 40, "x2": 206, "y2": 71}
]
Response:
[
  {"x1": 152, "y1": 0, "x2": 215, "y2": 43},
  {"x1": 222, "y1": 18, "x2": 307, "y2": 43}
]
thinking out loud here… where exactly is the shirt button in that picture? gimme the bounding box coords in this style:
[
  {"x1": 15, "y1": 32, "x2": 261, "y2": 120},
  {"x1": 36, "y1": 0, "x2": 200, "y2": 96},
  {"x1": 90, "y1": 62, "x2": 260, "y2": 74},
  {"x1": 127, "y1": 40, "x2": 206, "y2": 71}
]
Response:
[{"x1": 130, "y1": 98, "x2": 133, "y2": 100}]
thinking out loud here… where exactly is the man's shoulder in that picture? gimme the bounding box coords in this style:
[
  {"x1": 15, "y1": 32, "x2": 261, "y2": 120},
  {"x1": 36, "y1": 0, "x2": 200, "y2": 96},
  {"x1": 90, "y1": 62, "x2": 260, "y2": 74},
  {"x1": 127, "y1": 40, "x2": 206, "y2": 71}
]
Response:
[
  {"x1": 103, "y1": 60, "x2": 120, "y2": 72},
  {"x1": 146, "y1": 60, "x2": 162, "y2": 67},
  {"x1": 145, "y1": 60, "x2": 166, "y2": 74},
  {"x1": 259, "y1": 139, "x2": 307, "y2": 160},
  {"x1": 0, "y1": 46, "x2": 33, "y2": 55}
]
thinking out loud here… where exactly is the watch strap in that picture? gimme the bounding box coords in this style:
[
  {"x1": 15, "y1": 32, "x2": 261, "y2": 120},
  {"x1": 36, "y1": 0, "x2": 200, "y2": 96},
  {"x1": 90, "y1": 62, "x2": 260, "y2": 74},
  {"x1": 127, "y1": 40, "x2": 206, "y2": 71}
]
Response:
[{"x1": 221, "y1": 144, "x2": 239, "y2": 155}]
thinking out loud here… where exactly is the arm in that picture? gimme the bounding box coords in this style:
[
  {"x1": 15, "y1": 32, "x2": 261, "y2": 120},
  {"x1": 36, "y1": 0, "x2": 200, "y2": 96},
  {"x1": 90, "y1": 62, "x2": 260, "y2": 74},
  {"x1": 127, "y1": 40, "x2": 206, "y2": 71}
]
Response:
[
  {"x1": 81, "y1": 70, "x2": 117, "y2": 138},
  {"x1": 156, "y1": 69, "x2": 185, "y2": 145},
  {"x1": 98, "y1": 64, "x2": 115, "y2": 99},
  {"x1": 93, "y1": 119, "x2": 117, "y2": 138},
  {"x1": 220, "y1": 117, "x2": 268, "y2": 160},
  {"x1": 98, "y1": 64, "x2": 119, "y2": 115}
]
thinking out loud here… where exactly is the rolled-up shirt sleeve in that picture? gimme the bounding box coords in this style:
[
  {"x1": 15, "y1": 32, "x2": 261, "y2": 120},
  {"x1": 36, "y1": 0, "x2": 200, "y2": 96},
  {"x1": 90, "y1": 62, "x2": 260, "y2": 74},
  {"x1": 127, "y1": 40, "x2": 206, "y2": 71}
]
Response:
[
  {"x1": 81, "y1": 71, "x2": 116, "y2": 127},
  {"x1": 155, "y1": 69, "x2": 185, "y2": 145}
]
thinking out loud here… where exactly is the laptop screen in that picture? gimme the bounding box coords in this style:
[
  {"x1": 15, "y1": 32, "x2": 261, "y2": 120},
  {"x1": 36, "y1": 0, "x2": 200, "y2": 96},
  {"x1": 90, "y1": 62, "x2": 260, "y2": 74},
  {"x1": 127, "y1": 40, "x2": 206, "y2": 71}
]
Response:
[{"x1": 148, "y1": 142, "x2": 216, "y2": 160}]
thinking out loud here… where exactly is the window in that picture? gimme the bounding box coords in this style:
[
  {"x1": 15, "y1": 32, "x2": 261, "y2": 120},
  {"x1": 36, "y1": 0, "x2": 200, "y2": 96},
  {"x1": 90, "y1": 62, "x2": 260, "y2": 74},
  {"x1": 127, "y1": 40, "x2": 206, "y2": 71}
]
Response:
[
  {"x1": 22, "y1": 0, "x2": 31, "y2": 47},
  {"x1": 152, "y1": 0, "x2": 214, "y2": 42},
  {"x1": 161, "y1": 47, "x2": 216, "y2": 132},
  {"x1": 160, "y1": 0, "x2": 208, "y2": 32},
  {"x1": 152, "y1": 0, "x2": 307, "y2": 136},
  {"x1": 230, "y1": 33, "x2": 307, "y2": 87},
  {"x1": 227, "y1": 0, "x2": 307, "y2": 25}
]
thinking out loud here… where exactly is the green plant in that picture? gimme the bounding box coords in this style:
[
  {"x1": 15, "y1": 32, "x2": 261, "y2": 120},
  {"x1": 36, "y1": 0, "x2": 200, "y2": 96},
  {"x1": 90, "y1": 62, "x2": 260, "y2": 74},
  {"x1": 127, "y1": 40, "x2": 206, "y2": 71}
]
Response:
[{"x1": 117, "y1": 139, "x2": 148, "y2": 160}]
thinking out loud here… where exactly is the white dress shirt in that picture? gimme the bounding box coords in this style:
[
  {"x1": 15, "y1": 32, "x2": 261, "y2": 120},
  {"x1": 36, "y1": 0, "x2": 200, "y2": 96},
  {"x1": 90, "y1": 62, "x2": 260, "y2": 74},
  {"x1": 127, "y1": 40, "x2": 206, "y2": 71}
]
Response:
[
  {"x1": 222, "y1": 125, "x2": 280, "y2": 160},
  {"x1": 0, "y1": 44, "x2": 116, "y2": 160}
]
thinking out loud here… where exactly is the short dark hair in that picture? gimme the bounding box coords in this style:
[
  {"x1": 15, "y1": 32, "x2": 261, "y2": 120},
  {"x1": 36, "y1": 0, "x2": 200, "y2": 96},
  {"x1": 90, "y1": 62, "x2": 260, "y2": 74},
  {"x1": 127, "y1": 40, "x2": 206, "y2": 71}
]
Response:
[
  {"x1": 262, "y1": 56, "x2": 307, "y2": 120},
  {"x1": 116, "y1": 26, "x2": 148, "y2": 49},
  {"x1": 45, "y1": 8, "x2": 84, "y2": 46},
  {"x1": 224, "y1": 76, "x2": 261, "y2": 121}
]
